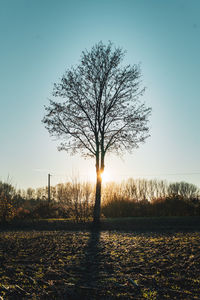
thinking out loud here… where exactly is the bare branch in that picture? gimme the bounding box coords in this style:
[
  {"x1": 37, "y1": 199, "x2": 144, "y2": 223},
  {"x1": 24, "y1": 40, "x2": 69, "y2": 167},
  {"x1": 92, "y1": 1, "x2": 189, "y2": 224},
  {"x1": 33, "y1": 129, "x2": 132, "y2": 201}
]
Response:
[{"x1": 42, "y1": 41, "x2": 151, "y2": 175}]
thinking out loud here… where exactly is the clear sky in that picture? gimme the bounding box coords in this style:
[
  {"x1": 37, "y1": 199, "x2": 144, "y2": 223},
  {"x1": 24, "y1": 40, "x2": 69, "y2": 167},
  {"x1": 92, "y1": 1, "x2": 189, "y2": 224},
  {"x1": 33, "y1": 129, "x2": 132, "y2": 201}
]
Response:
[{"x1": 0, "y1": 0, "x2": 200, "y2": 189}]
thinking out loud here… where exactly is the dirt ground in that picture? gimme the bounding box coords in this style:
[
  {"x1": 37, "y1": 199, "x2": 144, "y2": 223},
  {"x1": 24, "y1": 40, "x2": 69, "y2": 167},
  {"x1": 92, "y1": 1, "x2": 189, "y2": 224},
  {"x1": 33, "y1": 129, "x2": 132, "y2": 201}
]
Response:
[{"x1": 0, "y1": 230, "x2": 200, "y2": 299}]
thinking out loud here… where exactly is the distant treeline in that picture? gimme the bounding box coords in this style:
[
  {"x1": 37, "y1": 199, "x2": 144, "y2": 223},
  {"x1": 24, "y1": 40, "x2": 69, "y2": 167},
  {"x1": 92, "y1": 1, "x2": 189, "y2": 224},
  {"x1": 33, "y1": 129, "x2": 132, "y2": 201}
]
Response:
[{"x1": 0, "y1": 178, "x2": 200, "y2": 222}]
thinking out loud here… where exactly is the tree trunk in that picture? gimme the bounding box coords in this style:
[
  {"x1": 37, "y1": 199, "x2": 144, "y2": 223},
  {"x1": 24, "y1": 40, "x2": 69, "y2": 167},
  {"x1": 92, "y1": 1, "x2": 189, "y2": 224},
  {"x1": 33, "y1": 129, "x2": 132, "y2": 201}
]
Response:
[{"x1": 93, "y1": 169, "x2": 102, "y2": 225}]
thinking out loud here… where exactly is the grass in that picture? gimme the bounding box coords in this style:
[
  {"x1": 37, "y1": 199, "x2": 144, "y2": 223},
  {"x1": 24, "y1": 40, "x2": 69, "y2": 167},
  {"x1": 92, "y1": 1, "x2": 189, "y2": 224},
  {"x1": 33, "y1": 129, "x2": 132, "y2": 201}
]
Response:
[
  {"x1": 101, "y1": 216, "x2": 200, "y2": 231},
  {"x1": 1, "y1": 216, "x2": 200, "y2": 232}
]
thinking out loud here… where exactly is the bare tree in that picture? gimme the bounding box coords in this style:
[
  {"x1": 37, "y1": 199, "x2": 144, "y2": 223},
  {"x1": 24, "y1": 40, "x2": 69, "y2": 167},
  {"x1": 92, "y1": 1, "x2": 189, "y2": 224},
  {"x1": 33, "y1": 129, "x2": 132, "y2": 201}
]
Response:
[
  {"x1": 168, "y1": 181, "x2": 200, "y2": 199},
  {"x1": 42, "y1": 41, "x2": 151, "y2": 224}
]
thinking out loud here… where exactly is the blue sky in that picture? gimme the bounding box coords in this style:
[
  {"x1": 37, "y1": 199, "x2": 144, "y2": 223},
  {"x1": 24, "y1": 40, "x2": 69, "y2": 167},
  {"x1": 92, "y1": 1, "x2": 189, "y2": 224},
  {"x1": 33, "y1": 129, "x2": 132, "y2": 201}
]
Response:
[{"x1": 0, "y1": 0, "x2": 200, "y2": 189}]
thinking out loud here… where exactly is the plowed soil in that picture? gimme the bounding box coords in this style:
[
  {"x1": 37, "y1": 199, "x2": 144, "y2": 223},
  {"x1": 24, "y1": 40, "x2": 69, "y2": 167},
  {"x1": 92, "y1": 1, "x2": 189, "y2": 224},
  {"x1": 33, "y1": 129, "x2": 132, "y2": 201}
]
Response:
[{"x1": 0, "y1": 230, "x2": 200, "y2": 299}]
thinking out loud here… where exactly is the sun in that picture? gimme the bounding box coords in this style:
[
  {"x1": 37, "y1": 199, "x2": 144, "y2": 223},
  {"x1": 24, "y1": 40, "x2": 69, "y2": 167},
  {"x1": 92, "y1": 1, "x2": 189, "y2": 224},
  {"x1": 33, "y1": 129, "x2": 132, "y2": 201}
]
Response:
[
  {"x1": 88, "y1": 169, "x2": 111, "y2": 183},
  {"x1": 100, "y1": 170, "x2": 110, "y2": 183}
]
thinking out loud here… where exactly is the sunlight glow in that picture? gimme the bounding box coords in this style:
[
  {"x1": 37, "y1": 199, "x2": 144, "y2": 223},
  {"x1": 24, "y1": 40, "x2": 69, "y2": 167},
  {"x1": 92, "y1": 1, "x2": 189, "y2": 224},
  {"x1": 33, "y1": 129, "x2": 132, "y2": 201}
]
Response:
[
  {"x1": 100, "y1": 170, "x2": 110, "y2": 183},
  {"x1": 88, "y1": 169, "x2": 111, "y2": 183}
]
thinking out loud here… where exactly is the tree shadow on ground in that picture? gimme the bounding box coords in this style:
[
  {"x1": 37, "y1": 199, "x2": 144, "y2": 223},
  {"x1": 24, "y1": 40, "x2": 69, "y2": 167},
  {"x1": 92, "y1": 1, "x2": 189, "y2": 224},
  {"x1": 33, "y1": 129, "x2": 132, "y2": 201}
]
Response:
[
  {"x1": 77, "y1": 229, "x2": 101, "y2": 298},
  {"x1": 65, "y1": 228, "x2": 103, "y2": 299}
]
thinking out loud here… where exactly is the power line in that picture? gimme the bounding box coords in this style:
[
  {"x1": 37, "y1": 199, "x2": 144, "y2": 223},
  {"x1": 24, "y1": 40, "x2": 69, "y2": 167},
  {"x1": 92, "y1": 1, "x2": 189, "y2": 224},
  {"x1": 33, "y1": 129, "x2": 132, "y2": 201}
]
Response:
[
  {"x1": 50, "y1": 172, "x2": 200, "y2": 177},
  {"x1": 34, "y1": 169, "x2": 200, "y2": 177},
  {"x1": 128, "y1": 172, "x2": 200, "y2": 176}
]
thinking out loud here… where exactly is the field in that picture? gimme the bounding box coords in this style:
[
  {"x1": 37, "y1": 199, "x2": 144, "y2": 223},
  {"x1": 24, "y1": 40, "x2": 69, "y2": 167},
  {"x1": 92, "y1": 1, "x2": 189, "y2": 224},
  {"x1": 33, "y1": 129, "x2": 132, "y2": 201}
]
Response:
[{"x1": 0, "y1": 218, "x2": 200, "y2": 299}]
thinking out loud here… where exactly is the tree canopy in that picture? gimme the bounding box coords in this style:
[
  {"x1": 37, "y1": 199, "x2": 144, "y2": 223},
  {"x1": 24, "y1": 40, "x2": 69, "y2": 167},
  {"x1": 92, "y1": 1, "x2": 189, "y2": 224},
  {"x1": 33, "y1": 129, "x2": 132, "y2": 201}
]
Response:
[{"x1": 43, "y1": 41, "x2": 151, "y2": 158}]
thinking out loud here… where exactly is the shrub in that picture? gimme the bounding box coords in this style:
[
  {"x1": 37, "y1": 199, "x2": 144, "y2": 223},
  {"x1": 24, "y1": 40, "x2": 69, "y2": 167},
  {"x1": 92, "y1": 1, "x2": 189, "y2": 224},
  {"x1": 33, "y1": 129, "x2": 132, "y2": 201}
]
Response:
[
  {"x1": 102, "y1": 196, "x2": 137, "y2": 218},
  {"x1": 31, "y1": 202, "x2": 68, "y2": 219},
  {"x1": 14, "y1": 207, "x2": 30, "y2": 220},
  {"x1": 0, "y1": 192, "x2": 15, "y2": 222}
]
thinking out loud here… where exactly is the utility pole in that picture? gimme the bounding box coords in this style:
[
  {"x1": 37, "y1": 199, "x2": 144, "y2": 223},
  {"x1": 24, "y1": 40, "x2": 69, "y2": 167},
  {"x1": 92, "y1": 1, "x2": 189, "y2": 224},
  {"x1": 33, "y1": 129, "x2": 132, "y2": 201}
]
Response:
[{"x1": 48, "y1": 173, "x2": 51, "y2": 203}]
